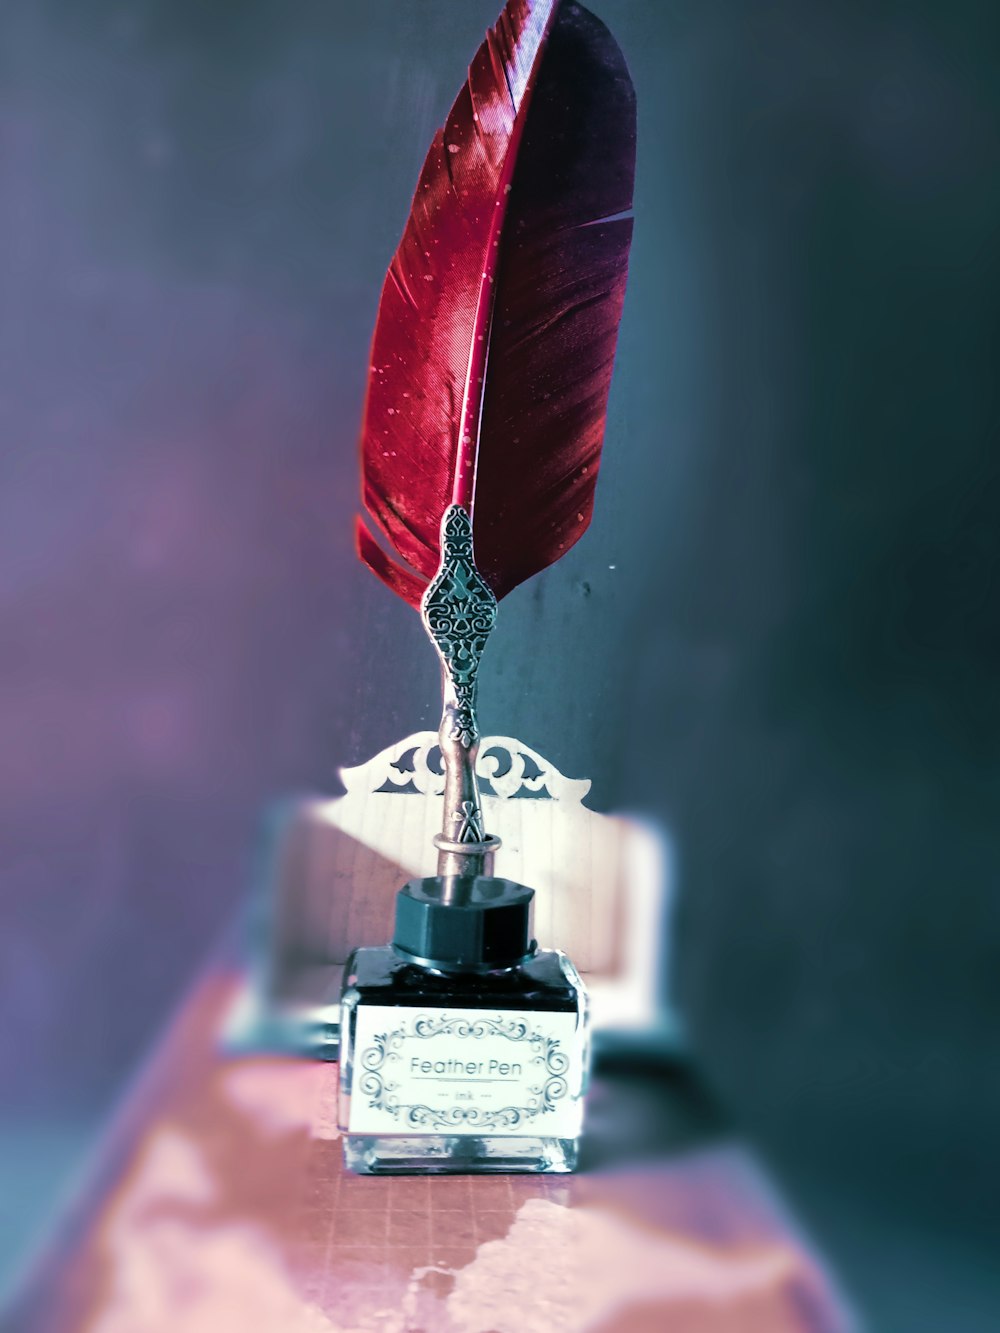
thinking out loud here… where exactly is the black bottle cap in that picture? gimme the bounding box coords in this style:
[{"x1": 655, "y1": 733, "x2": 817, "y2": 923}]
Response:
[{"x1": 392, "y1": 876, "x2": 535, "y2": 972}]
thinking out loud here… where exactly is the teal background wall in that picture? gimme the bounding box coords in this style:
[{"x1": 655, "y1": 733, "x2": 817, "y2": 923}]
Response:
[{"x1": 3, "y1": 2, "x2": 999, "y2": 1324}]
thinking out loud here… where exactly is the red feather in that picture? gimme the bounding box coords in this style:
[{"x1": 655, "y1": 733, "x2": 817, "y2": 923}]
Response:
[{"x1": 357, "y1": 0, "x2": 635, "y2": 606}]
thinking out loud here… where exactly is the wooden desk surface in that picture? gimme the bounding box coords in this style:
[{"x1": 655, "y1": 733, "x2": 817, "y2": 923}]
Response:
[{"x1": 5, "y1": 970, "x2": 854, "y2": 1332}]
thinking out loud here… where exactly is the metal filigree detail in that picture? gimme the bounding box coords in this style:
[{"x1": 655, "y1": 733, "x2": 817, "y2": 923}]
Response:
[
  {"x1": 452, "y1": 799, "x2": 484, "y2": 843},
  {"x1": 421, "y1": 506, "x2": 497, "y2": 750}
]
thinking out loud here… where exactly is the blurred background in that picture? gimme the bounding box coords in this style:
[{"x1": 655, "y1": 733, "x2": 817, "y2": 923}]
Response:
[{"x1": 2, "y1": 0, "x2": 999, "y2": 1327}]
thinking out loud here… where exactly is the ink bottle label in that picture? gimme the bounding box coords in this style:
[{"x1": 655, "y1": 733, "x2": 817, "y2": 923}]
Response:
[{"x1": 348, "y1": 1004, "x2": 583, "y2": 1138}]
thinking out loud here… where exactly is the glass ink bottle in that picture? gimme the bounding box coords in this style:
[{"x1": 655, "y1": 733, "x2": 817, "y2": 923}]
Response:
[{"x1": 338, "y1": 875, "x2": 589, "y2": 1174}]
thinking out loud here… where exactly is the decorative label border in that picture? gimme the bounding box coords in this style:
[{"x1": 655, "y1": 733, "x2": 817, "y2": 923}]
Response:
[{"x1": 355, "y1": 1012, "x2": 571, "y2": 1132}]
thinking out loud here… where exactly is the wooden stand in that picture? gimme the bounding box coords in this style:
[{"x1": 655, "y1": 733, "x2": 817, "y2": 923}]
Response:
[
  {"x1": 227, "y1": 733, "x2": 679, "y2": 1059},
  {"x1": 7, "y1": 963, "x2": 856, "y2": 1332}
]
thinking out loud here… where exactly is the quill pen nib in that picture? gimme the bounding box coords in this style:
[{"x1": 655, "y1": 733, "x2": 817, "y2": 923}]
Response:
[{"x1": 421, "y1": 506, "x2": 501, "y2": 883}]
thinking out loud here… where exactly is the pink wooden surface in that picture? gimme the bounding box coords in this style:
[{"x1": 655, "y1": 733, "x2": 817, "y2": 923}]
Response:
[{"x1": 7, "y1": 971, "x2": 854, "y2": 1332}]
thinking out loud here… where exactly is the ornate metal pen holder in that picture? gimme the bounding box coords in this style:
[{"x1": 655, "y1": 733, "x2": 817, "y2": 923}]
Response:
[
  {"x1": 421, "y1": 505, "x2": 500, "y2": 883},
  {"x1": 224, "y1": 510, "x2": 676, "y2": 1059}
]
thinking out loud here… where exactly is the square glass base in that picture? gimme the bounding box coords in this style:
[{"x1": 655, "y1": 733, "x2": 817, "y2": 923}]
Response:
[
  {"x1": 342, "y1": 1133, "x2": 579, "y2": 1175},
  {"x1": 338, "y1": 945, "x2": 588, "y2": 1174}
]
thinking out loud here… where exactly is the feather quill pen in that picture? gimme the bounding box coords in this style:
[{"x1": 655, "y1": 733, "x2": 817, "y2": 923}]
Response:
[{"x1": 356, "y1": 0, "x2": 635, "y2": 879}]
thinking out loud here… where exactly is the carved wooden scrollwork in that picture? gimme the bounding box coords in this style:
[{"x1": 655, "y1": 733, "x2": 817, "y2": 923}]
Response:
[{"x1": 340, "y1": 732, "x2": 592, "y2": 806}]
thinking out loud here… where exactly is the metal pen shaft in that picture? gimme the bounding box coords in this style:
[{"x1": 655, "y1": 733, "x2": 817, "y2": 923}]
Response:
[{"x1": 421, "y1": 506, "x2": 500, "y2": 885}]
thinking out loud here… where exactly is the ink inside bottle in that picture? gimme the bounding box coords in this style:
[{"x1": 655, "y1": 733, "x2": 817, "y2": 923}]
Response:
[{"x1": 338, "y1": 875, "x2": 589, "y2": 1174}]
